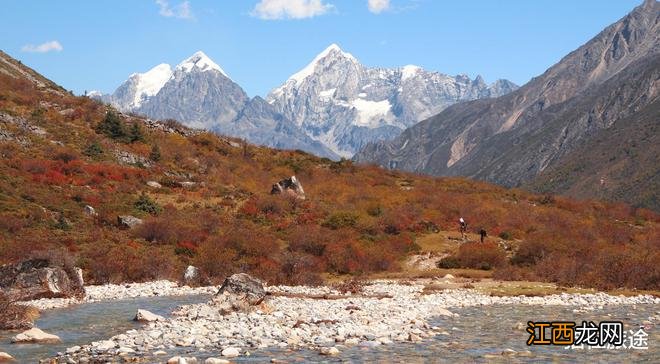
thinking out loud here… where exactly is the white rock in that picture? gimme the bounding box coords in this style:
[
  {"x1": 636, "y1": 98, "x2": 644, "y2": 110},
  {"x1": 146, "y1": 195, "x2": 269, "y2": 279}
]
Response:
[
  {"x1": 221, "y1": 347, "x2": 240, "y2": 357},
  {"x1": 93, "y1": 340, "x2": 116, "y2": 351},
  {"x1": 319, "y1": 346, "x2": 340, "y2": 356},
  {"x1": 205, "y1": 359, "x2": 230, "y2": 364},
  {"x1": 11, "y1": 328, "x2": 61, "y2": 344},
  {"x1": 134, "y1": 309, "x2": 165, "y2": 322},
  {"x1": 147, "y1": 181, "x2": 162, "y2": 188},
  {"x1": 0, "y1": 352, "x2": 14, "y2": 361},
  {"x1": 66, "y1": 345, "x2": 81, "y2": 354}
]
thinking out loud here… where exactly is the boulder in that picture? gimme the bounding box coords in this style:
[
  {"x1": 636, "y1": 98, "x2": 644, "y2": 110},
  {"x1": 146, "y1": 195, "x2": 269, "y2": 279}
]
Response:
[
  {"x1": 0, "y1": 259, "x2": 84, "y2": 301},
  {"x1": 146, "y1": 181, "x2": 162, "y2": 189},
  {"x1": 181, "y1": 265, "x2": 205, "y2": 287},
  {"x1": 134, "y1": 309, "x2": 165, "y2": 322},
  {"x1": 11, "y1": 327, "x2": 61, "y2": 344},
  {"x1": 117, "y1": 215, "x2": 143, "y2": 229},
  {"x1": 211, "y1": 273, "x2": 266, "y2": 314},
  {"x1": 178, "y1": 181, "x2": 197, "y2": 189},
  {"x1": 217, "y1": 273, "x2": 265, "y2": 305},
  {"x1": 0, "y1": 352, "x2": 13, "y2": 362},
  {"x1": 83, "y1": 205, "x2": 97, "y2": 216},
  {"x1": 221, "y1": 347, "x2": 240, "y2": 357},
  {"x1": 319, "y1": 347, "x2": 340, "y2": 356},
  {"x1": 270, "y1": 176, "x2": 305, "y2": 199}
]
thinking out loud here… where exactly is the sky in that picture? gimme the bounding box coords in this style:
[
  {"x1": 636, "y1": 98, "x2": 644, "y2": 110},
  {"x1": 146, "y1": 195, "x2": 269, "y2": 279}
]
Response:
[{"x1": 0, "y1": 0, "x2": 643, "y2": 97}]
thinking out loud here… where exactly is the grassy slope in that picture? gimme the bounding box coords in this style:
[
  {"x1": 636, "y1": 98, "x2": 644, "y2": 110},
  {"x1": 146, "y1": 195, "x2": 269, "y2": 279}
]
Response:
[{"x1": 0, "y1": 51, "x2": 658, "y2": 290}]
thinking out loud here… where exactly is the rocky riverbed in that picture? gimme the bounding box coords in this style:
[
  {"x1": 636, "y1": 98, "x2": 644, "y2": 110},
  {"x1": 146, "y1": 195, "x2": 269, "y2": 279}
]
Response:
[
  {"x1": 21, "y1": 280, "x2": 218, "y2": 310},
  {"x1": 31, "y1": 279, "x2": 658, "y2": 363}
]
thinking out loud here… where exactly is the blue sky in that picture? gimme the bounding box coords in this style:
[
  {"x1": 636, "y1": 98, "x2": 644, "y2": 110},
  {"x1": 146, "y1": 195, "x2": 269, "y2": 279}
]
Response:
[{"x1": 0, "y1": 0, "x2": 643, "y2": 97}]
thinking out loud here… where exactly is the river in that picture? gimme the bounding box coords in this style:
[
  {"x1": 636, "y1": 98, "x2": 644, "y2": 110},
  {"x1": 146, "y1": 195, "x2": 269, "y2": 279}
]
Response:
[{"x1": 1, "y1": 296, "x2": 657, "y2": 363}]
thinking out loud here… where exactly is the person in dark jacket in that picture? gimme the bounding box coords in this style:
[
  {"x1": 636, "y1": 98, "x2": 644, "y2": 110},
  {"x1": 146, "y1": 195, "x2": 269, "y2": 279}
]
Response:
[{"x1": 479, "y1": 228, "x2": 487, "y2": 243}]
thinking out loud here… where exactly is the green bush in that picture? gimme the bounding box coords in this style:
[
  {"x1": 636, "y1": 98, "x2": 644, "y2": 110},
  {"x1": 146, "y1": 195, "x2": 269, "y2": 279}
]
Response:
[
  {"x1": 134, "y1": 194, "x2": 162, "y2": 215},
  {"x1": 437, "y1": 256, "x2": 460, "y2": 269},
  {"x1": 322, "y1": 212, "x2": 359, "y2": 230}
]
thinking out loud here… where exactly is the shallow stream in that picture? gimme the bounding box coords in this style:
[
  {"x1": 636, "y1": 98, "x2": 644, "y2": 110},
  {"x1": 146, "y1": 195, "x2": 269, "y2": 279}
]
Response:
[{"x1": 1, "y1": 296, "x2": 657, "y2": 363}]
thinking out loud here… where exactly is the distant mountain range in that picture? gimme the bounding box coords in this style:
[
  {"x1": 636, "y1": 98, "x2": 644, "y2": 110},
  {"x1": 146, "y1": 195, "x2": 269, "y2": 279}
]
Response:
[
  {"x1": 96, "y1": 52, "x2": 337, "y2": 159},
  {"x1": 94, "y1": 47, "x2": 517, "y2": 159},
  {"x1": 355, "y1": 0, "x2": 660, "y2": 210},
  {"x1": 265, "y1": 44, "x2": 517, "y2": 157}
]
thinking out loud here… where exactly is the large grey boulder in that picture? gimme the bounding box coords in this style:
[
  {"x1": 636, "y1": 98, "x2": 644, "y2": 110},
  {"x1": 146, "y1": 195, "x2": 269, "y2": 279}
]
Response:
[
  {"x1": 0, "y1": 259, "x2": 84, "y2": 301},
  {"x1": 271, "y1": 176, "x2": 305, "y2": 199},
  {"x1": 212, "y1": 273, "x2": 266, "y2": 314}
]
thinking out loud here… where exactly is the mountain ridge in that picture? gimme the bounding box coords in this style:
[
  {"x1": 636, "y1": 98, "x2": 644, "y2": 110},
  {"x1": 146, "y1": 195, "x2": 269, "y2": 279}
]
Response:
[
  {"x1": 266, "y1": 43, "x2": 518, "y2": 157},
  {"x1": 354, "y1": 0, "x2": 660, "y2": 210}
]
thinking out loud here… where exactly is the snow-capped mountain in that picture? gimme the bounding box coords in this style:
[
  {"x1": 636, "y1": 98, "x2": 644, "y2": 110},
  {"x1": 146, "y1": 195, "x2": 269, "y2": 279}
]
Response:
[
  {"x1": 266, "y1": 44, "x2": 518, "y2": 157},
  {"x1": 98, "y1": 51, "x2": 338, "y2": 159}
]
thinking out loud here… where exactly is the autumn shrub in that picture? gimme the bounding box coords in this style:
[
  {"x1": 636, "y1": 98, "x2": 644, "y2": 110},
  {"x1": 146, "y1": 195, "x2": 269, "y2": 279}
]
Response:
[
  {"x1": 454, "y1": 242, "x2": 506, "y2": 270},
  {"x1": 288, "y1": 225, "x2": 329, "y2": 256},
  {"x1": 437, "y1": 256, "x2": 461, "y2": 269},
  {"x1": 322, "y1": 211, "x2": 359, "y2": 230}
]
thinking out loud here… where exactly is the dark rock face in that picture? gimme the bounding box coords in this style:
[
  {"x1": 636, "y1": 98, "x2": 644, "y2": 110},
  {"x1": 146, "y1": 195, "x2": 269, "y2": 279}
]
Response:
[
  {"x1": 355, "y1": 0, "x2": 660, "y2": 209},
  {"x1": 271, "y1": 176, "x2": 306, "y2": 199},
  {"x1": 0, "y1": 259, "x2": 85, "y2": 301}
]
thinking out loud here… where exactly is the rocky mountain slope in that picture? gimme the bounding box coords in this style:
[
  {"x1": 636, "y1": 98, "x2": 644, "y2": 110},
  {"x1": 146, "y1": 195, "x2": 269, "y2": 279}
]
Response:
[
  {"x1": 267, "y1": 44, "x2": 517, "y2": 157},
  {"x1": 355, "y1": 0, "x2": 660, "y2": 210},
  {"x1": 98, "y1": 52, "x2": 338, "y2": 159}
]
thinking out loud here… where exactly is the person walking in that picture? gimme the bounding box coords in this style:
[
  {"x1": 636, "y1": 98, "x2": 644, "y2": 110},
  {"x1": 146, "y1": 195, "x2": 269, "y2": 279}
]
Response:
[
  {"x1": 459, "y1": 217, "x2": 467, "y2": 240},
  {"x1": 479, "y1": 228, "x2": 487, "y2": 243}
]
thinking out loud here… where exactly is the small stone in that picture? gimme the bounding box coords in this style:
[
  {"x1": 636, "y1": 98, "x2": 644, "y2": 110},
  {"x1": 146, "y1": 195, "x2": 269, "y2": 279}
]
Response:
[
  {"x1": 344, "y1": 338, "x2": 360, "y2": 345},
  {"x1": 204, "y1": 359, "x2": 230, "y2": 364},
  {"x1": 443, "y1": 274, "x2": 455, "y2": 279},
  {"x1": 93, "y1": 340, "x2": 116, "y2": 351},
  {"x1": 117, "y1": 347, "x2": 135, "y2": 354},
  {"x1": 153, "y1": 350, "x2": 168, "y2": 356},
  {"x1": 66, "y1": 346, "x2": 81, "y2": 354},
  {"x1": 221, "y1": 347, "x2": 240, "y2": 357},
  {"x1": 319, "y1": 347, "x2": 340, "y2": 356}
]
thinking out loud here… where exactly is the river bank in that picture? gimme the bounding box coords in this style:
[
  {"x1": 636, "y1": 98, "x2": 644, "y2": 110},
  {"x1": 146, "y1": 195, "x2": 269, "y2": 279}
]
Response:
[{"x1": 19, "y1": 278, "x2": 657, "y2": 363}]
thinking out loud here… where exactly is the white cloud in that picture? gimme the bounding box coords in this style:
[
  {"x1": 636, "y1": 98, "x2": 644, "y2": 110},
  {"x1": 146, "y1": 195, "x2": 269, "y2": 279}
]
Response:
[
  {"x1": 21, "y1": 40, "x2": 63, "y2": 53},
  {"x1": 156, "y1": 0, "x2": 194, "y2": 20},
  {"x1": 368, "y1": 0, "x2": 390, "y2": 14},
  {"x1": 251, "y1": 0, "x2": 334, "y2": 20}
]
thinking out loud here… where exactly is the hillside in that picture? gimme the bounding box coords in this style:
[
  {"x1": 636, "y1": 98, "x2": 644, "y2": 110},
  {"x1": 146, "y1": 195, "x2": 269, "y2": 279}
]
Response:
[
  {"x1": 354, "y1": 0, "x2": 660, "y2": 211},
  {"x1": 0, "y1": 50, "x2": 658, "y2": 290},
  {"x1": 526, "y1": 98, "x2": 659, "y2": 209}
]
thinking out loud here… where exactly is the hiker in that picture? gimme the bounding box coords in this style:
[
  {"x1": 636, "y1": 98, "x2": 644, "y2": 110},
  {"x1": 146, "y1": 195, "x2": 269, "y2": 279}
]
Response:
[
  {"x1": 459, "y1": 217, "x2": 467, "y2": 239},
  {"x1": 479, "y1": 228, "x2": 487, "y2": 243}
]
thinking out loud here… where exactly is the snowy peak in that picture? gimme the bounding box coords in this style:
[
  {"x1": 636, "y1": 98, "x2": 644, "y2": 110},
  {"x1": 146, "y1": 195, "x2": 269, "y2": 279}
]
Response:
[
  {"x1": 175, "y1": 51, "x2": 228, "y2": 77},
  {"x1": 400, "y1": 65, "x2": 422, "y2": 81},
  {"x1": 127, "y1": 63, "x2": 173, "y2": 108},
  {"x1": 288, "y1": 43, "x2": 359, "y2": 84}
]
